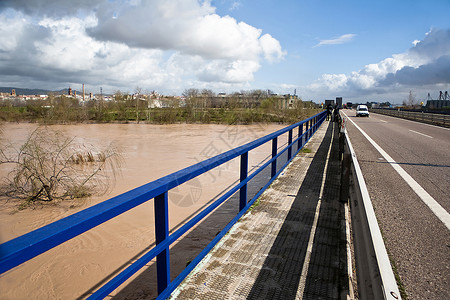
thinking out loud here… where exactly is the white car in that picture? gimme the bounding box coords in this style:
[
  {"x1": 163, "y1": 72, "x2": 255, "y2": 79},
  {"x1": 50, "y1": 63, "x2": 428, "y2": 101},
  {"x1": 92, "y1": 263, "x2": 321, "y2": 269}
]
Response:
[{"x1": 356, "y1": 105, "x2": 369, "y2": 117}]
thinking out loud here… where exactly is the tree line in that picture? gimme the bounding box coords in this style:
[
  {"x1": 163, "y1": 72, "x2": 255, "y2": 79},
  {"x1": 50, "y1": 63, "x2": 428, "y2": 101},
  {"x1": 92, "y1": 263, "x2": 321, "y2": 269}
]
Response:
[{"x1": 0, "y1": 89, "x2": 321, "y2": 125}]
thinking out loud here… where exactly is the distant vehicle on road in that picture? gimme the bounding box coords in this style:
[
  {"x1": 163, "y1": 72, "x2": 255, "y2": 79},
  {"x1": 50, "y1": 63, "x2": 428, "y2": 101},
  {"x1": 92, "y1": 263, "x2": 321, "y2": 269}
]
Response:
[{"x1": 356, "y1": 105, "x2": 369, "y2": 117}]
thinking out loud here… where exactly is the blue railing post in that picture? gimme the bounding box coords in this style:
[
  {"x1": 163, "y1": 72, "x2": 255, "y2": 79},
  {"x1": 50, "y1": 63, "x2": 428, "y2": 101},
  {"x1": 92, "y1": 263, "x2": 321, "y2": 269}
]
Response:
[
  {"x1": 310, "y1": 119, "x2": 313, "y2": 137},
  {"x1": 288, "y1": 129, "x2": 293, "y2": 160},
  {"x1": 298, "y1": 124, "x2": 303, "y2": 149},
  {"x1": 154, "y1": 192, "x2": 170, "y2": 295},
  {"x1": 271, "y1": 137, "x2": 277, "y2": 178},
  {"x1": 305, "y1": 121, "x2": 309, "y2": 141},
  {"x1": 239, "y1": 153, "x2": 248, "y2": 211}
]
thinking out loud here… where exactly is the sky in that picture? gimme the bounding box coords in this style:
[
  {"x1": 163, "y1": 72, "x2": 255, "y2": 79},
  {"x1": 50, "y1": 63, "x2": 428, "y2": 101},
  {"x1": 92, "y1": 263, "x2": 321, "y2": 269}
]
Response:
[{"x1": 0, "y1": 0, "x2": 449, "y2": 104}]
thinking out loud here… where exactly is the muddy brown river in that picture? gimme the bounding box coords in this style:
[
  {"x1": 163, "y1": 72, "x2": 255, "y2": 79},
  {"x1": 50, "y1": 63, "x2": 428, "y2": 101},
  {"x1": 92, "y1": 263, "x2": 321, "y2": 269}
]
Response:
[{"x1": 0, "y1": 122, "x2": 286, "y2": 299}]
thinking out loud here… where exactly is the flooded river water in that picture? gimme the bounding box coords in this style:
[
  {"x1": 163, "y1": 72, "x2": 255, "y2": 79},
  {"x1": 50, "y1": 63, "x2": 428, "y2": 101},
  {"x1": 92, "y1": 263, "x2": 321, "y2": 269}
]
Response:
[{"x1": 0, "y1": 122, "x2": 286, "y2": 299}]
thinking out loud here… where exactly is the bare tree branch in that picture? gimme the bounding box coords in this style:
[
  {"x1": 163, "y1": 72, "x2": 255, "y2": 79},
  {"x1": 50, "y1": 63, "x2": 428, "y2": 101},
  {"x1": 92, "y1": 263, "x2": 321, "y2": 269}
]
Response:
[{"x1": 0, "y1": 126, "x2": 122, "y2": 209}]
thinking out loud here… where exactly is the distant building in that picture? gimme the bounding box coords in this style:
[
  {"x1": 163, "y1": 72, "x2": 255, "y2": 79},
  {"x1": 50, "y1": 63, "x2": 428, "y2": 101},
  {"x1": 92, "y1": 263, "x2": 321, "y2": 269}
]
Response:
[
  {"x1": 280, "y1": 94, "x2": 299, "y2": 109},
  {"x1": 336, "y1": 97, "x2": 342, "y2": 108}
]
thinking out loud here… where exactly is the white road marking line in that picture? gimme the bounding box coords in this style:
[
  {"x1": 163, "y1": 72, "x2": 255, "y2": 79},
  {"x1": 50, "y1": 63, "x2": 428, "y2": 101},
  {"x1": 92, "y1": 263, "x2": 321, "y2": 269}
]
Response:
[
  {"x1": 409, "y1": 129, "x2": 433, "y2": 138},
  {"x1": 343, "y1": 112, "x2": 450, "y2": 230},
  {"x1": 379, "y1": 120, "x2": 388, "y2": 123},
  {"x1": 296, "y1": 122, "x2": 335, "y2": 298}
]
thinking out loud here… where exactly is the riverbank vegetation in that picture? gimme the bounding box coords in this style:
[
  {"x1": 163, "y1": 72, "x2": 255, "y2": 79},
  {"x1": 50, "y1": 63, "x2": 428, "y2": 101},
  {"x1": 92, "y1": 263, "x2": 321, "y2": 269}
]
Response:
[
  {"x1": 0, "y1": 127, "x2": 122, "y2": 209},
  {"x1": 0, "y1": 89, "x2": 321, "y2": 125}
]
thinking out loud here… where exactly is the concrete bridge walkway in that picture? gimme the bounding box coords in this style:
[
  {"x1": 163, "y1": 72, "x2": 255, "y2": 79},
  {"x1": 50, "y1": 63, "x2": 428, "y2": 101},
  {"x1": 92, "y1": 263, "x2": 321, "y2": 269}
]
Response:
[{"x1": 170, "y1": 120, "x2": 352, "y2": 299}]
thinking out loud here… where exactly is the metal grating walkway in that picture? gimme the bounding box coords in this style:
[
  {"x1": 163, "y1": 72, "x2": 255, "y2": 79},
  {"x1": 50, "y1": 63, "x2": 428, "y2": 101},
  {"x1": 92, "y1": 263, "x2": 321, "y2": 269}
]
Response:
[{"x1": 170, "y1": 121, "x2": 348, "y2": 299}]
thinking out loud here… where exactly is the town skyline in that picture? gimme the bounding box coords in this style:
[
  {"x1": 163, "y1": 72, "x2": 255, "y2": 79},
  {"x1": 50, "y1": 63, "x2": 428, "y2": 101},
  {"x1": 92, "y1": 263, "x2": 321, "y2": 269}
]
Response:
[{"x1": 2, "y1": 85, "x2": 448, "y2": 106}]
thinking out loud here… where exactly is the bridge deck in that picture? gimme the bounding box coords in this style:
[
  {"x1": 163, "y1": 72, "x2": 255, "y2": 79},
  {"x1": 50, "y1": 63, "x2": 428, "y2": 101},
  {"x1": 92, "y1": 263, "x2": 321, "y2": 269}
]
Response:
[{"x1": 171, "y1": 121, "x2": 351, "y2": 299}]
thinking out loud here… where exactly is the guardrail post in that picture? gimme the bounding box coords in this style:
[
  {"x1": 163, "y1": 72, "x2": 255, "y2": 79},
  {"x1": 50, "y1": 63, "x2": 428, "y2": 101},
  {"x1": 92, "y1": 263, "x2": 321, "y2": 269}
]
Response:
[
  {"x1": 239, "y1": 153, "x2": 248, "y2": 211},
  {"x1": 154, "y1": 192, "x2": 170, "y2": 295},
  {"x1": 298, "y1": 124, "x2": 303, "y2": 149},
  {"x1": 288, "y1": 129, "x2": 293, "y2": 160},
  {"x1": 271, "y1": 137, "x2": 277, "y2": 178},
  {"x1": 340, "y1": 146, "x2": 350, "y2": 203}
]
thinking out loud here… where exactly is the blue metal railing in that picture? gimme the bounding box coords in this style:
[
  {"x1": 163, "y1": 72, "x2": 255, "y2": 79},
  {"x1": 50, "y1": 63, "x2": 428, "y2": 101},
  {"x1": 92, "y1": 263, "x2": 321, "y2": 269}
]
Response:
[{"x1": 0, "y1": 111, "x2": 327, "y2": 299}]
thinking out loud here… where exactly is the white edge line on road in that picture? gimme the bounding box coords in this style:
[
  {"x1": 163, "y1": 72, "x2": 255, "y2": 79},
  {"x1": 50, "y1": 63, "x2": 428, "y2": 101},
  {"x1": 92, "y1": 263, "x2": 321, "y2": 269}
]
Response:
[
  {"x1": 343, "y1": 112, "x2": 450, "y2": 231},
  {"x1": 409, "y1": 129, "x2": 433, "y2": 139}
]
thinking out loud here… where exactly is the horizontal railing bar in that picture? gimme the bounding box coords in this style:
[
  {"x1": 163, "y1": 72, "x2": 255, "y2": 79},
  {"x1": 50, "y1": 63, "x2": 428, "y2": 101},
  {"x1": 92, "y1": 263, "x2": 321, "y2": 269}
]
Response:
[
  {"x1": 166, "y1": 132, "x2": 301, "y2": 248},
  {"x1": 88, "y1": 120, "x2": 318, "y2": 298},
  {"x1": 96, "y1": 114, "x2": 322, "y2": 298},
  {"x1": 245, "y1": 127, "x2": 314, "y2": 210},
  {"x1": 158, "y1": 178, "x2": 264, "y2": 299},
  {"x1": 88, "y1": 235, "x2": 172, "y2": 299},
  {"x1": 1, "y1": 111, "x2": 326, "y2": 300},
  {"x1": 0, "y1": 184, "x2": 166, "y2": 274},
  {"x1": 0, "y1": 114, "x2": 321, "y2": 274},
  {"x1": 158, "y1": 114, "x2": 324, "y2": 299},
  {"x1": 89, "y1": 170, "x2": 251, "y2": 298}
]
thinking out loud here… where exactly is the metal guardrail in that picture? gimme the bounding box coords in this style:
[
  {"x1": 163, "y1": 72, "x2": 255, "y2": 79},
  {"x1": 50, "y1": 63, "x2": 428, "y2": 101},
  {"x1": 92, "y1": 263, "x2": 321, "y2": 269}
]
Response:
[
  {"x1": 340, "y1": 116, "x2": 402, "y2": 300},
  {"x1": 372, "y1": 108, "x2": 449, "y2": 127},
  {"x1": 0, "y1": 111, "x2": 327, "y2": 299}
]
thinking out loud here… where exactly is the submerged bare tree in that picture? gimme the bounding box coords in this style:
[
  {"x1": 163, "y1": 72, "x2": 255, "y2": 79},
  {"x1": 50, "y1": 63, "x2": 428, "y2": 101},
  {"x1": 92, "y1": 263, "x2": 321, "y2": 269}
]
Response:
[{"x1": 0, "y1": 127, "x2": 122, "y2": 209}]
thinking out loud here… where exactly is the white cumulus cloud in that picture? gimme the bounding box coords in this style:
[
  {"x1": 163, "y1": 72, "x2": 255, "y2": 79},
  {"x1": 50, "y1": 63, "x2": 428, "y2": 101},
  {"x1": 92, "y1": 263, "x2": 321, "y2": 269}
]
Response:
[
  {"x1": 260, "y1": 33, "x2": 286, "y2": 62},
  {"x1": 0, "y1": 0, "x2": 286, "y2": 93},
  {"x1": 307, "y1": 29, "x2": 450, "y2": 99}
]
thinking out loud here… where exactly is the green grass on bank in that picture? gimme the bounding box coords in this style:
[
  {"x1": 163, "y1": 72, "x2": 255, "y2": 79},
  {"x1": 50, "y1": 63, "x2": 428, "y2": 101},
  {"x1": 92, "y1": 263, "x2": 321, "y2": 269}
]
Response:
[{"x1": 0, "y1": 106, "x2": 321, "y2": 125}]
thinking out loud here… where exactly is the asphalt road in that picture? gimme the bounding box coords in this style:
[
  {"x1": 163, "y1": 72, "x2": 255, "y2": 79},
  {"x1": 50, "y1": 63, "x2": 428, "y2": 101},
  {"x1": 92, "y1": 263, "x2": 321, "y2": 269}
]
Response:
[{"x1": 341, "y1": 110, "x2": 450, "y2": 300}]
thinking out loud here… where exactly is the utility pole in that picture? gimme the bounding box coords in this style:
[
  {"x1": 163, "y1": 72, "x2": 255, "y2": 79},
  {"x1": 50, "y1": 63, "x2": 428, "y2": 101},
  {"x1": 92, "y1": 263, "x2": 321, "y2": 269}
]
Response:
[
  {"x1": 136, "y1": 92, "x2": 139, "y2": 124},
  {"x1": 135, "y1": 87, "x2": 142, "y2": 124}
]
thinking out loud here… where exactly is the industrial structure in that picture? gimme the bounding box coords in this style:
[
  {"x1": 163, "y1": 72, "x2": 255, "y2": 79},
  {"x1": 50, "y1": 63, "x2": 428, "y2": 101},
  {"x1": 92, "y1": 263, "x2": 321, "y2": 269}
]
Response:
[{"x1": 425, "y1": 91, "x2": 450, "y2": 110}]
